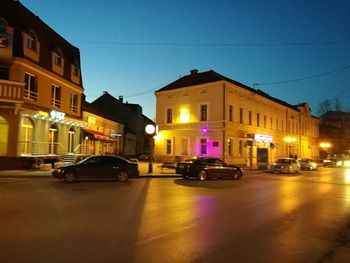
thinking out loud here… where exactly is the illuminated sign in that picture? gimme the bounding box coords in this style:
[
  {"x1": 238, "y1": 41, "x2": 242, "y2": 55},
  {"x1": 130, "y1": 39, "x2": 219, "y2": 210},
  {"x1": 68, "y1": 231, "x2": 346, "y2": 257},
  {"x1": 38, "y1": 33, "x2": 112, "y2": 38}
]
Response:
[
  {"x1": 255, "y1": 134, "x2": 273, "y2": 142},
  {"x1": 87, "y1": 116, "x2": 97, "y2": 125},
  {"x1": 38, "y1": 111, "x2": 48, "y2": 117},
  {"x1": 50, "y1": 110, "x2": 65, "y2": 121}
]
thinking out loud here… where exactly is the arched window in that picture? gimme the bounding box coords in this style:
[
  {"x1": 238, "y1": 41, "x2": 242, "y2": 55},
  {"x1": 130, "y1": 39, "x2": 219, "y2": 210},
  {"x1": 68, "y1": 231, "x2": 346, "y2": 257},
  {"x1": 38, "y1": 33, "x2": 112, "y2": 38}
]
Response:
[
  {"x1": 21, "y1": 117, "x2": 34, "y2": 155},
  {"x1": 68, "y1": 127, "x2": 75, "y2": 153},
  {"x1": 52, "y1": 48, "x2": 63, "y2": 66},
  {"x1": 0, "y1": 115, "x2": 9, "y2": 155},
  {"x1": 26, "y1": 30, "x2": 37, "y2": 50},
  {"x1": 48, "y1": 124, "x2": 58, "y2": 154},
  {"x1": 0, "y1": 18, "x2": 8, "y2": 34}
]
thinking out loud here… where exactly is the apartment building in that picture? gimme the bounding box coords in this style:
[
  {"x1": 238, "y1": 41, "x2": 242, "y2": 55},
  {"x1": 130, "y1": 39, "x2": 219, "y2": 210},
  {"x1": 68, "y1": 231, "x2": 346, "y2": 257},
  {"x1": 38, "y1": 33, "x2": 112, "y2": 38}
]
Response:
[
  {"x1": 154, "y1": 69, "x2": 319, "y2": 168},
  {"x1": 0, "y1": 0, "x2": 85, "y2": 168}
]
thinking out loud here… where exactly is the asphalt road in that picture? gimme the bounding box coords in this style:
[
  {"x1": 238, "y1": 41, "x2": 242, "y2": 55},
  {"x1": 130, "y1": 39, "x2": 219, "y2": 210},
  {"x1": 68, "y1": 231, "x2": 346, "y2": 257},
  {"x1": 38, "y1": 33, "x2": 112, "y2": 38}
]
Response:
[{"x1": 0, "y1": 168, "x2": 350, "y2": 263}]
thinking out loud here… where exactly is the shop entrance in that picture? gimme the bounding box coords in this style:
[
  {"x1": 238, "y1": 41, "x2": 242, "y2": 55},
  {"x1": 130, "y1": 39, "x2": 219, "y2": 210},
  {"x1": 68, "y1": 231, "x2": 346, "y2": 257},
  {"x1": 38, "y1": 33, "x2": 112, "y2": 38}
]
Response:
[
  {"x1": 68, "y1": 127, "x2": 75, "y2": 153},
  {"x1": 0, "y1": 116, "x2": 8, "y2": 155},
  {"x1": 49, "y1": 124, "x2": 58, "y2": 154},
  {"x1": 257, "y1": 148, "x2": 268, "y2": 170}
]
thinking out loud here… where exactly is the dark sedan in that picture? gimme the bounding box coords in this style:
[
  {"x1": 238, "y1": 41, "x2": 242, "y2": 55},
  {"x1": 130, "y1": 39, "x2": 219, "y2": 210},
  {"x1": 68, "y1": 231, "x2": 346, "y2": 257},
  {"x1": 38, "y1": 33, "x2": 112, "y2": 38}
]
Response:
[
  {"x1": 52, "y1": 155, "x2": 139, "y2": 183},
  {"x1": 175, "y1": 157, "x2": 244, "y2": 181}
]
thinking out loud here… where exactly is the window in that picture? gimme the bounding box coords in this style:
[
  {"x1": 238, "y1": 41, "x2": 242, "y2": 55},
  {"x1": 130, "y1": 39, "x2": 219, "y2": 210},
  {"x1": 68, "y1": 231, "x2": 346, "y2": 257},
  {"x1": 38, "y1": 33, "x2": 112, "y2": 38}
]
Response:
[
  {"x1": 70, "y1": 93, "x2": 78, "y2": 113},
  {"x1": 200, "y1": 139, "x2": 207, "y2": 155},
  {"x1": 166, "y1": 108, "x2": 172, "y2": 123},
  {"x1": 264, "y1": 115, "x2": 267, "y2": 128},
  {"x1": 200, "y1": 104, "x2": 208, "y2": 121},
  {"x1": 24, "y1": 73, "x2": 38, "y2": 100},
  {"x1": 0, "y1": 18, "x2": 7, "y2": 34},
  {"x1": 53, "y1": 51, "x2": 62, "y2": 66},
  {"x1": 26, "y1": 31, "x2": 36, "y2": 50},
  {"x1": 229, "y1": 105, "x2": 233, "y2": 121},
  {"x1": 257, "y1": 113, "x2": 260, "y2": 127},
  {"x1": 239, "y1": 108, "x2": 243, "y2": 124},
  {"x1": 166, "y1": 139, "x2": 172, "y2": 154},
  {"x1": 239, "y1": 140, "x2": 243, "y2": 156},
  {"x1": 270, "y1": 117, "x2": 273, "y2": 129},
  {"x1": 72, "y1": 64, "x2": 79, "y2": 76},
  {"x1": 51, "y1": 84, "x2": 61, "y2": 107},
  {"x1": 248, "y1": 111, "x2": 252, "y2": 125},
  {"x1": 228, "y1": 139, "x2": 232, "y2": 156}
]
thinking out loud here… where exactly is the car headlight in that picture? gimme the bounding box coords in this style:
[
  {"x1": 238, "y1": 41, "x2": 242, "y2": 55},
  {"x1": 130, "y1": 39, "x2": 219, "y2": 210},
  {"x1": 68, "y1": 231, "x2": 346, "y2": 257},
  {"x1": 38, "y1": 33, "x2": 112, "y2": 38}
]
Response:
[
  {"x1": 344, "y1": 161, "x2": 350, "y2": 167},
  {"x1": 336, "y1": 161, "x2": 342, "y2": 167}
]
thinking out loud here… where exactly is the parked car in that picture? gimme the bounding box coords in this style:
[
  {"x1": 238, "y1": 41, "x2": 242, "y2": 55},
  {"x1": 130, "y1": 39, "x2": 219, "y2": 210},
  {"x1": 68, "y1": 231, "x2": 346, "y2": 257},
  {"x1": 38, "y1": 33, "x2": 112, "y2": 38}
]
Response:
[
  {"x1": 52, "y1": 155, "x2": 139, "y2": 183},
  {"x1": 270, "y1": 158, "x2": 300, "y2": 174},
  {"x1": 175, "y1": 157, "x2": 244, "y2": 181},
  {"x1": 323, "y1": 157, "x2": 338, "y2": 167},
  {"x1": 298, "y1": 158, "x2": 318, "y2": 170}
]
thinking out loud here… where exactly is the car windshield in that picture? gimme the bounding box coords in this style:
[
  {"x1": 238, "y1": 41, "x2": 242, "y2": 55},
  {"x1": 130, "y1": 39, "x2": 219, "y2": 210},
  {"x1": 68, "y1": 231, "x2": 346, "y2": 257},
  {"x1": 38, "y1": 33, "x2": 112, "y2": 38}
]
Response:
[{"x1": 276, "y1": 159, "x2": 291, "y2": 163}]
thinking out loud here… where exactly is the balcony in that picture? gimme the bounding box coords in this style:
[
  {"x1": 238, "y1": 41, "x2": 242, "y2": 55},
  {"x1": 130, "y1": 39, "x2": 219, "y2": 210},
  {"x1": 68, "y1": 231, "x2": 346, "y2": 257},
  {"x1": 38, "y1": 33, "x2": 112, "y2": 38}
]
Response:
[{"x1": 0, "y1": 79, "x2": 24, "y2": 103}]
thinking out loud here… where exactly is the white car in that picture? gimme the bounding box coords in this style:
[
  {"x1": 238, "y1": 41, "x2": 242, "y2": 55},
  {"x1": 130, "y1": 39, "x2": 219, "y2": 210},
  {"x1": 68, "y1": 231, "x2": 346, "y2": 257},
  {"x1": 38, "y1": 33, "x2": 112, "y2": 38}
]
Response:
[
  {"x1": 270, "y1": 158, "x2": 301, "y2": 174},
  {"x1": 299, "y1": 158, "x2": 318, "y2": 170}
]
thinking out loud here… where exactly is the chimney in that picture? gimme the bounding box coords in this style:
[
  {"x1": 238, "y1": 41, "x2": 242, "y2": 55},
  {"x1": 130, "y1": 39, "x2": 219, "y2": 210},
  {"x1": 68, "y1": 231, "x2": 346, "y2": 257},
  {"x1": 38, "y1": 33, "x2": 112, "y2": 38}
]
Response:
[
  {"x1": 190, "y1": 69, "x2": 198, "y2": 75},
  {"x1": 119, "y1": 95, "x2": 123, "y2": 103}
]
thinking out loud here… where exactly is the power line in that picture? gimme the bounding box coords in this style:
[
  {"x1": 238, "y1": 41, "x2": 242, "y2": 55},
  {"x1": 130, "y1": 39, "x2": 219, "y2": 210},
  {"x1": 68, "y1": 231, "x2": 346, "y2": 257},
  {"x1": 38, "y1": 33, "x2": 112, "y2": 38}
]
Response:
[
  {"x1": 73, "y1": 40, "x2": 350, "y2": 47},
  {"x1": 254, "y1": 65, "x2": 350, "y2": 86}
]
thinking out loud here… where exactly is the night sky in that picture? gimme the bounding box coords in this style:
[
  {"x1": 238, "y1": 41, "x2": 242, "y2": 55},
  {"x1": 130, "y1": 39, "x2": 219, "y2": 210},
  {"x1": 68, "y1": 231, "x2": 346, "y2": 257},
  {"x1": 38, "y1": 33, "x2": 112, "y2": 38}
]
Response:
[{"x1": 19, "y1": 0, "x2": 350, "y2": 119}]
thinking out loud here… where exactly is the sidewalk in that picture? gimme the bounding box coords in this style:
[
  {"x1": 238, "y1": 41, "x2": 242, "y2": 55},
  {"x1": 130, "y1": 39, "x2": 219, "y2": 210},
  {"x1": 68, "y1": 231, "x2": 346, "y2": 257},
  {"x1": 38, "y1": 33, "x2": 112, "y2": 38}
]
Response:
[{"x1": 0, "y1": 163, "x2": 266, "y2": 178}]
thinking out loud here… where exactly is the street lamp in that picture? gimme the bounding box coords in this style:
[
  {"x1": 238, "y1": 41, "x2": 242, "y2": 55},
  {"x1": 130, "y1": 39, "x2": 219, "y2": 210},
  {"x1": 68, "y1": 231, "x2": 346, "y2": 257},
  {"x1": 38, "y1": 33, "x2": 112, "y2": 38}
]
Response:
[
  {"x1": 320, "y1": 142, "x2": 332, "y2": 159},
  {"x1": 145, "y1": 124, "x2": 157, "y2": 173}
]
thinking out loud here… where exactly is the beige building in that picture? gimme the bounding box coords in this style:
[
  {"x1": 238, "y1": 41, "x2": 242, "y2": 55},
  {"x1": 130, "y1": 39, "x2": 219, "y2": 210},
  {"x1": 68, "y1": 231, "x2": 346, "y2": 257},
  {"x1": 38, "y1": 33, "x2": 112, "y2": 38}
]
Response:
[
  {"x1": 154, "y1": 70, "x2": 319, "y2": 168},
  {"x1": 82, "y1": 101, "x2": 124, "y2": 156},
  {"x1": 0, "y1": 1, "x2": 85, "y2": 168}
]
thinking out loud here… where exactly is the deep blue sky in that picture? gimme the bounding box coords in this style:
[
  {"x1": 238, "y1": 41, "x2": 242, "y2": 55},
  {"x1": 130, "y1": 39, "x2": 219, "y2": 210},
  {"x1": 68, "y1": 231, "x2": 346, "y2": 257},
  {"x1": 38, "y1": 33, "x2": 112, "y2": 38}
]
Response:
[{"x1": 20, "y1": 0, "x2": 350, "y2": 119}]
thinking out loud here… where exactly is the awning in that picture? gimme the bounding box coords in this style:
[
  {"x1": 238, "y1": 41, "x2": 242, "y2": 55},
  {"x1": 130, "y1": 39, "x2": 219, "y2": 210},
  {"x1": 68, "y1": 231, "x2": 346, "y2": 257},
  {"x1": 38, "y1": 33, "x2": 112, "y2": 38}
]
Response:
[{"x1": 83, "y1": 129, "x2": 117, "y2": 142}]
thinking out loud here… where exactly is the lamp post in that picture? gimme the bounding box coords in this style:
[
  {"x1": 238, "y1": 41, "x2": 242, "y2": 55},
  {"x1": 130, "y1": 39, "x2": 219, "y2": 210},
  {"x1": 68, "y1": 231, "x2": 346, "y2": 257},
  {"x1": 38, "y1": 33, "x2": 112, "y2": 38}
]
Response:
[
  {"x1": 145, "y1": 124, "x2": 157, "y2": 173},
  {"x1": 320, "y1": 142, "x2": 331, "y2": 159},
  {"x1": 284, "y1": 137, "x2": 297, "y2": 157}
]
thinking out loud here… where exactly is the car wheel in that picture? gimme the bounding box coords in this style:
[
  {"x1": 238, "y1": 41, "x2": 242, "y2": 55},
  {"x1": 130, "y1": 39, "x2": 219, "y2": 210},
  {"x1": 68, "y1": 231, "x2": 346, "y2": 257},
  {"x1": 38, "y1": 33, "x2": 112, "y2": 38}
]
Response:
[
  {"x1": 198, "y1": 170, "x2": 208, "y2": 181},
  {"x1": 183, "y1": 175, "x2": 189, "y2": 179},
  {"x1": 117, "y1": 170, "x2": 128, "y2": 182},
  {"x1": 63, "y1": 171, "x2": 76, "y2": 183},
  {"x1": 232, "y1": 170, "x2": 242, "y2": 180}
]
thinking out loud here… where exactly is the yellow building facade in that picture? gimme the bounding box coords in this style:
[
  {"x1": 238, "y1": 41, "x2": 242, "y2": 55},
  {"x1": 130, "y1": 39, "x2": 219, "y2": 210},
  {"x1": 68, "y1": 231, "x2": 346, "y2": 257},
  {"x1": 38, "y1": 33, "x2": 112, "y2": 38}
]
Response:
[
  {"x1": 0, "y1": 2, "x2": 86, "y2": 168},
  {"x1": 154, "y1": 70, "x2": 319, "y2": 168}
]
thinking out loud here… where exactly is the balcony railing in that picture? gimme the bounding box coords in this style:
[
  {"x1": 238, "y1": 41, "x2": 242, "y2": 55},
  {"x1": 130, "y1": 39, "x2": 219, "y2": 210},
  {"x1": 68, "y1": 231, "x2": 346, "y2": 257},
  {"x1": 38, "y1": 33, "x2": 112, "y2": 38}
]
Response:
[
  {"x1": 0, "y1": 80, "x2": 24, "y2": 102},
  {"x1": 24, "y1": 89, "x2": 38, "y2": 101},
  {"x1": 17, "y1": 141, "x2": 66, "y2": 157}
]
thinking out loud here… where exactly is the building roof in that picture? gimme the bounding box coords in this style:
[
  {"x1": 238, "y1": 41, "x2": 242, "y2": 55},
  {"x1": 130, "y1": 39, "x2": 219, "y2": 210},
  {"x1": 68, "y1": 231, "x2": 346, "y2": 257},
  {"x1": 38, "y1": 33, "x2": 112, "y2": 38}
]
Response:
[
  {"x1": 156, "y1": 69, "x2": 316, "y2": 116},
  {"x1": 1, "y1": 0, "x2": 83, "y2": 86}
]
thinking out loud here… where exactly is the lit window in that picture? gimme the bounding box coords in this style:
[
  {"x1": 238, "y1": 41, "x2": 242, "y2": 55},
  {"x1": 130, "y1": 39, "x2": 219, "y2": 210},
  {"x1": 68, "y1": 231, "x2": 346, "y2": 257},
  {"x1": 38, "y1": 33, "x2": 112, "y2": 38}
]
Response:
[
  {"x1": 200, "y1": 104, "x2": 207, "y2": 121},
  {"x1": 180, "y1": 109, "x2": 190, "y2": 123}
]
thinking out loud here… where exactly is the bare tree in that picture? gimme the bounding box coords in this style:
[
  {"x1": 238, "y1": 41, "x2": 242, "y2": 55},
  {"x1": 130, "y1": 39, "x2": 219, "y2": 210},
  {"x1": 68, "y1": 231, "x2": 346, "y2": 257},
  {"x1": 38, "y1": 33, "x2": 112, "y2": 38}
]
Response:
[{"x1": 317, "y1": 99, "x2": 333, "y2": 115}]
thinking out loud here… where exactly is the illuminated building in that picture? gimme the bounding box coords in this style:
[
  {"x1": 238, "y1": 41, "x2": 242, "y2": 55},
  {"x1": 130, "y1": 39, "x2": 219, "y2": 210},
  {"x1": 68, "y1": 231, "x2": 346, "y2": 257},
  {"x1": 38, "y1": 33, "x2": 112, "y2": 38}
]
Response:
[
  {"x1": 155, "y1": 69, "x2": 319, "y2": 168},
  {"x1": 0, "y1": 1, "x2": 85, "y2": 168}
]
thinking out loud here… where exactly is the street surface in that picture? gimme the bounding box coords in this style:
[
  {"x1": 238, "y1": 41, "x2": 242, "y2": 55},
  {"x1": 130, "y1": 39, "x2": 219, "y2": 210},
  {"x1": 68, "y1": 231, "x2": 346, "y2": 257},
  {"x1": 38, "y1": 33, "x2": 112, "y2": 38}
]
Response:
[{"x1": 1, "y1": 168, "x2": 350, "y2": 262}]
